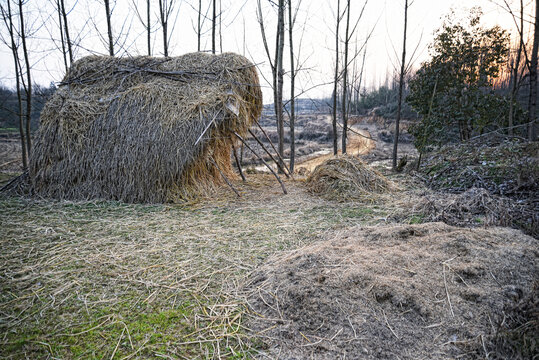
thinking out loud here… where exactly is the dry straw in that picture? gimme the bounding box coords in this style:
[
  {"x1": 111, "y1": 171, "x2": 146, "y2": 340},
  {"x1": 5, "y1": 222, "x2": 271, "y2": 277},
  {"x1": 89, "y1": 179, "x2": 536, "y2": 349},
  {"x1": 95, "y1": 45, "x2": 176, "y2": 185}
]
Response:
[
  {"x1": 306, "y1": 154, "x2": 395, "y2": 201},
  {"x1": 29, "y1": 52, "x2": 262, "y2": 203}
]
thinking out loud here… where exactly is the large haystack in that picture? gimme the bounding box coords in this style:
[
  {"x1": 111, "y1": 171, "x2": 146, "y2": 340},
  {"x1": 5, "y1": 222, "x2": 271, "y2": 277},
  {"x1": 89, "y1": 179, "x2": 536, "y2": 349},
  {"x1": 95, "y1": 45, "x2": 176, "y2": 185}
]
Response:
[
  {"x1": 30, "y1": 52, "x2": 262, "y2": 203},
  {"x1": 306, "y1": 155, "x2": 394, "y2": 201}
]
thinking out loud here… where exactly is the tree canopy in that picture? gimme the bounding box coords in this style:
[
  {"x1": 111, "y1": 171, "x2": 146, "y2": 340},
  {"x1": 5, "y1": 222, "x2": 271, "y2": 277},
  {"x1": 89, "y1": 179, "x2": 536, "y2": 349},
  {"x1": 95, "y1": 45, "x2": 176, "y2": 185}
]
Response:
[{"x1": 407, "y1": 8, "x2": 521, "y2": 150}]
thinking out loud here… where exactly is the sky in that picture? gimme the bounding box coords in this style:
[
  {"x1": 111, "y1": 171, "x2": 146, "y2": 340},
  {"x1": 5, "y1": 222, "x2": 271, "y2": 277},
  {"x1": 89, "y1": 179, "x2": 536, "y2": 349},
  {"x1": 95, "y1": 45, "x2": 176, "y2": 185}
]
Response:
[{"x1": 0, "y1": 0, "x2": 536, "y2": 103}]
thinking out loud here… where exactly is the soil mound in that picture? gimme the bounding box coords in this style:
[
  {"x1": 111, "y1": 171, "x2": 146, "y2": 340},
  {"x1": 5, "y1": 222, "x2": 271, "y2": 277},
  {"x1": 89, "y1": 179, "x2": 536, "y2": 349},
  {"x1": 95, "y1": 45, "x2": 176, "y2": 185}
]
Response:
[
  {"x1": 306, "y1": 155, "x2": 394, "y2": 201},
  {"x1": 245, "y1": 223, "x2": 538, "y2": 359}
]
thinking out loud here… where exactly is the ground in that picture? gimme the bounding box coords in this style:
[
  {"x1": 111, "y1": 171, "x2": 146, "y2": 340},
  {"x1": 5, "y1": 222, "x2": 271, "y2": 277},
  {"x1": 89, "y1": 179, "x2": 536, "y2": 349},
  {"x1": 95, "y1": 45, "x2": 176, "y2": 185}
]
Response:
[{"x1": 0, "y1": 119, "x2": 536, "y2": 359}]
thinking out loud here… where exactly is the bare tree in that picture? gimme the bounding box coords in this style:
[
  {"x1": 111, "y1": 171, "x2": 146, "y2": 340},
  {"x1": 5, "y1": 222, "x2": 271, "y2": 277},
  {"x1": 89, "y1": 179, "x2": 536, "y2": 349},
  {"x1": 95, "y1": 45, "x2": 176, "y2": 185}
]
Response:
[
  {"x1": 332, "y1": 0, "x2": 342, "y2": 155},
  {"x1": 211, "y1": 0, "x2": 216, "y2": 53},
  {"x1": 287, "y1": 0, "x2": 303, "y2": 172},
  {"x1": 159, "y1": 0, "x2": 176, "y2": 57},
  {"x1": 507, "y1": 0, "x2": 524, "y2": 136},
  {"x1": 18, "y1": 0, "x2": 32, "y2": 154},
  {"x1": 56, "y1": 0, "x2": 68, "y2": 72},
  {"x1": 131, "y1": 0, "x2": 153, "y2": 55},
  {"x1": 392, "y1": 0, "x2": 409, "y2": 170},
  {"x1": 528, "y1": 0, "x2": 538, "y2": 140},
  {"x1": 341, "y1": 0, "x2": 351, "y2": 154},
  {"x1": 104, "y1": 0, "x2": 114, "y2": 55},
  {"x1": 0, "y1": 0, "x2": 27, "y2": 168},
  {"x1": 197, "y1": 0, "x2": 202, "y2": 51},
  {"x1": 275, "y1": 0, "x2": 285, "y2": 169},
  {"x1": 59, "y1": 0, "x2": 73, "y2": 62}
]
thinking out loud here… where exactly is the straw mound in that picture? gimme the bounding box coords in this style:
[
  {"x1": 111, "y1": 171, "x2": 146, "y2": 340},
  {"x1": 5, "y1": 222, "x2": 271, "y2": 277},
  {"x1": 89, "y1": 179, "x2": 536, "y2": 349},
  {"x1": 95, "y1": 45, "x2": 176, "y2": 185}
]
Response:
[
  {"x1": 30, "y1": 52, "x2": 262, "y2": 203},
  {"x1": 245, "y1": 223, "x2": 538, "y2": 359},
  {"x1": 306, "y1": 155, "x2": 394, "y2": 201}
]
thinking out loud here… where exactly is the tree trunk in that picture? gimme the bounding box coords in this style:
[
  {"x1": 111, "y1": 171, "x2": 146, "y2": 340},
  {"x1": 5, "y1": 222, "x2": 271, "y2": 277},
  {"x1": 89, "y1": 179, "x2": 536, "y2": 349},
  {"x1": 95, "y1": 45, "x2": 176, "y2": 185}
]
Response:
[
  {"x1": 276, "y1": 0, "x2": 285, "y2": 171},
  {"x1": 197, "y1": 0, "x2": 201, "y2": 51},
  {"x1": 508, "y1": 0, "x2": 524, "y2": 136},
  {"x1": 341, "y1": 0, "x2": 351, "y2": 154},
  {"x1": 56, "y1": 0, "x2": 68, "y2": 73},
  {"x1": 104, "y1": 0, "x2": 114, "y2": 56},
  {"x1": 18, "y1": 0, "x2": 32, "y2": 155},
  {"x1": 212, "y1": 0, "x2": 216, "y2": 54},
  {"x1": 528, "y1": 0, "x2": 538, "y2": 141},
  {"x1": 60, "y1": 0, "x2": 73, "y2": 63},
  {"x1": 332, "y1": 0, "x2": 340, "y2": 155},
  {"x1": 288, "y1": 0, "x2": 295, "y2": 173},
  {"x1": 147, "y1": 0, "x2": 151, "y2": 55},
  {"x1": 392, "y1": 0, "x2": 408, "y2": 170},
  {"x1": 159, "y1": 0, "x2": 169, "y2": 57},
  {"x1": 2, "y1": 0, "x2": 27, "y2": 168}
]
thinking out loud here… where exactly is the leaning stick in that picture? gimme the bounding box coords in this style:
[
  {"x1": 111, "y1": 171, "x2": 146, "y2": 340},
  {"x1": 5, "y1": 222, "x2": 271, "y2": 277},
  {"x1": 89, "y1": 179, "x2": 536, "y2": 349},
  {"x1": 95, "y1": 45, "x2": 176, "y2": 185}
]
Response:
[
  {"x1": 232, "y1": 144, "x2": 246, "y2": 182},
  {"x1": 209, "y1": 156, "x2": 241, "y2": 197},
  {"x1": 254, "y1": 119, "x2": 292, "y2": 175},
  {"x1": 248, "y1": 129, "x2": 289, "y2": 178},
  {"x1": 233, "y1": 131, "x2": 287, "y2": 195}
]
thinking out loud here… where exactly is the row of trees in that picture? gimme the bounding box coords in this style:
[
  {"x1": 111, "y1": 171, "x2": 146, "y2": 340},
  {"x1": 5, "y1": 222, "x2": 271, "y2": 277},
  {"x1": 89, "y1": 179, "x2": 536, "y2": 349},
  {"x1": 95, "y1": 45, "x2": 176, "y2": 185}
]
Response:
[
  {"x1": 0, "y1": 0, "x2": 537, "y2": 174},
  {"x1": 0, "y1": 0, "x2": 226, "y2": 170}
]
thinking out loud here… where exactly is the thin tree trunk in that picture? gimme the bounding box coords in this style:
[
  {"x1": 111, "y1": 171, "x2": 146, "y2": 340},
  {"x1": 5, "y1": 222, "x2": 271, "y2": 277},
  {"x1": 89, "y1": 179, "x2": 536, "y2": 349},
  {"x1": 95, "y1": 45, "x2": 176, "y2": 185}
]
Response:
[
  {"x1": 197, "y1": 0, "x2": 201, "y2": 51},
  {"x1": 528, "y1": 0, "x2": 538, "y2": 141},
  {"x1": 147, "y1": 0, "x2": 151, "y2": 55},
  {"x1": 212, "y1": 0, "x2": 216, "y2": 54},
  {"x1": 104, "y1": 0, "x2": 114, "y2": 56},
  {"x1": 392, "y1": 0, "x2": 408, "y2": 170},
  {"x1": 56, "y1": 0, "x2": 68, "y2": 73},
  {"x1": 332, "y1": 0, "x2": 340, "y2": 155},
  {"x1": 159, "y1": 0, "x2": 168, "y2": 56},
  {"x1": 60, "y1": 0, "x2": 73, "y2": 63},
  {"x1": 219, "y1": 0, "x2": 222, "y2": 53},
  {"x1": 2, "y1": 0, "x2": 27, "y2": 168},
  {"x1": 288, "y1": 0, "x2": 295, "y2": 173},
  {"x1": 18, "y1": 0, "x2": 32, "y2": 155},
  {"x1": 276, "y1": 0, "x2": 285, "y2": 171},
  {"x1": 341, "y1": 0, "x2": 351, "y2": 154},
  {"x1": 508, "y1": 0, "x2": 524, "y2": 136}
]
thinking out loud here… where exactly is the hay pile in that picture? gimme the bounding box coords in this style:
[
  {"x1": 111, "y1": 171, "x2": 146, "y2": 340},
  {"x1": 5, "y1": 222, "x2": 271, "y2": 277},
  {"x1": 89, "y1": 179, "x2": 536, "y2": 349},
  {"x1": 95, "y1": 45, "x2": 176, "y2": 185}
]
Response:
[
  {"x1": 306, "y1": 155, "x2": 394, "y2": 201},
  {"x1": 245, "y1": 223, "x2": 538, "y2": 359},
  {"x1": 30, "y1": 52, "x2": 262, "y2": 203}
]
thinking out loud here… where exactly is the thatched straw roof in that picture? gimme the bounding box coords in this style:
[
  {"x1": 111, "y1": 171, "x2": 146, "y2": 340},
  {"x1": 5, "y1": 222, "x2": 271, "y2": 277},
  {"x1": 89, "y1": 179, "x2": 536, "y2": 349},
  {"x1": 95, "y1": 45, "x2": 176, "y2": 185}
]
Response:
[
  {"x1": 30, "y1": 52, "x2": 262, "y2": 203},
  {"x1": 306, "y1": 155, "x2": 395, "y2": 201}
]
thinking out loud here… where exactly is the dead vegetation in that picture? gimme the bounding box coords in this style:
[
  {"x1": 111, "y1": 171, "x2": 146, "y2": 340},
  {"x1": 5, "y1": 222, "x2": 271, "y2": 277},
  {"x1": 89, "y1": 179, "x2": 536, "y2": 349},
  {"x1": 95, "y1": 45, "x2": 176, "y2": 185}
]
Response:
[
  {"x1": 244, "y1": 223, "x2": 538, "y2": 359},
  {"x1": 30, "y1": 52, "x2": 262, "y2": 203},
  {"x1": 417, "y1": 137, "x2": 538, "y2": 199},
  {"x1": 414, "y1": 187, "x2": 538, "y2": 238},
  {"x1": 306, "y1": 155, "x2": 395, "y2": 201}
]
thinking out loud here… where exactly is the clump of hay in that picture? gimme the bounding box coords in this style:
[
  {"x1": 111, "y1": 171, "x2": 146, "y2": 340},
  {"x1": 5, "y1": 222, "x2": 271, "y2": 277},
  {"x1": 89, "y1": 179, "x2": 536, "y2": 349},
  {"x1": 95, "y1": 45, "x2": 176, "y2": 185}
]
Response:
[
  {"x1": 30, "y1": 52, "x2": 262, "y2": 203},
  {"x1": 306, "y1": 154, "x2": 394, "y2": 201}
]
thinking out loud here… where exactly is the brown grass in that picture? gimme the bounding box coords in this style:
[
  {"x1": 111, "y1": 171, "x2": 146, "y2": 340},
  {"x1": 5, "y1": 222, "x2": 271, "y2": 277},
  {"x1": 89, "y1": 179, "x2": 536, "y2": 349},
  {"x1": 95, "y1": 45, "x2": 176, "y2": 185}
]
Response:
[
  {"x1": 306, "y1": 154, "x2": 395, "y2": 201},
  {"x1": 29, "y1": 52, "x2": 262, "y2": 203}
]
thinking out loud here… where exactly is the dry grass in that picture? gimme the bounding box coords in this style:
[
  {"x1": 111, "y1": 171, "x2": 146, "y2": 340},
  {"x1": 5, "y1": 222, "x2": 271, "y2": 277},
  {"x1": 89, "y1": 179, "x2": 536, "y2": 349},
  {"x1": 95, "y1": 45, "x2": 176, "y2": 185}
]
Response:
[
  {"x1": 0, "y1": 175, "x2": 399, "y2": 359},
  {"x1": 306, "y1": 155, "x2": 396, "y2": 202},
  {"x1": 244, "y1": 222, "x2": 538, "y2": 359},
  {"x1": 30, "y1": 52, "x2": 262, "y2": 203}
]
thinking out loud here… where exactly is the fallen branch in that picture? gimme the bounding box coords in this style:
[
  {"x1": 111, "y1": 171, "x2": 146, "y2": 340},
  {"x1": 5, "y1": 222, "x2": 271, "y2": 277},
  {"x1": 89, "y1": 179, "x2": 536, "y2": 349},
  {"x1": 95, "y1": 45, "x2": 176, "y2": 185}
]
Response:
[{"x1": 233, "y1": 131, "x2": 287, "y2": 194}]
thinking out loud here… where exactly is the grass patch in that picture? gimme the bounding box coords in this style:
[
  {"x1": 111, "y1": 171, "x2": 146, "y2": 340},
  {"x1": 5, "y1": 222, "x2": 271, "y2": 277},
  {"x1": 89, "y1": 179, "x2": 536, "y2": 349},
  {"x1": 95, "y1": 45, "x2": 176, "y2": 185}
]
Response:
[{"x1": 0, "y1": 179, "x2": 402, "y2": 359}]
